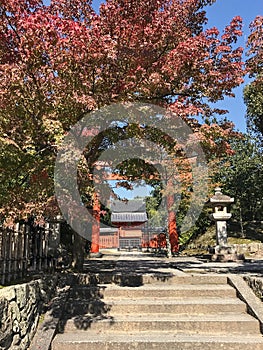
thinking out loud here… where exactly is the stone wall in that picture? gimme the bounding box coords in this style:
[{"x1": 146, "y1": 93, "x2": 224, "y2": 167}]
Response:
[
  {"x1": 187, "y1": 242, "x2": 263, "y2": 258},
  {"x1": 0, "y1": 276, "x2": 57, "y2": 350},
  {"x1": 244, "y1": 276, "x2": 263, "y2": 301},
  {"x1": 233, "y1": 243, "x2": 263, "y2": 258}
]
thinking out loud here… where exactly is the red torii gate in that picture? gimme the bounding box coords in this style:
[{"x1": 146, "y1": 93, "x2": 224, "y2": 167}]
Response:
[{"x1": 90, "y1": 170, "x2": 178, "y2": 254}]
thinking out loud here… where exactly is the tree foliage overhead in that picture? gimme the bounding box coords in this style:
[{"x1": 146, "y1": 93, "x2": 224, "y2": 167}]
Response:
[
  {"x1": 244, "y1": 15, "x2": 263, "y2": 140},
  {"x1": 0, "y1": 0, "x2": 245, "y2": 221}
]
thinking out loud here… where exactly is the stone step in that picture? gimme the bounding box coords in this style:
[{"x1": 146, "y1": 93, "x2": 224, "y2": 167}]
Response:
[
  {"x1": 52, "y1": 332, "x2": 263, "y2": 350},
  {"x1": 105, "y1": 297, "x2": 247, "y2": 315},
  {"x1": 63, "y1": 297, "x2": 247, "y2": 316},
  {"x1": 64, "y1": 313, "x2": 260, "y2": 334},
  {"x1": 63, "y1": 299, "x2": 110, "y2": 317},
  {"x1": 69, "y1": 286, "x2": 104, "y2": 299},
  {"x1": 70, "y1": 284, "x2": 237, "y2": 299},
  {"x1": 51, "y1": 270, "x2": 263, "y2": 350},
  {"x1": 76, "y1": 273, "x2": 229, "y2": 286},
  {"x1": 142, "y1": 274, "x2": 229, "y2": 285},
  {"x1": 103, "y1": 283, "x2": 237, "y2": 298}
]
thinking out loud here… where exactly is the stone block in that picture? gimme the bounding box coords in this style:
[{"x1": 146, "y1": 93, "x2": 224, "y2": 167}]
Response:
[
  {"x1": 210, "y1": 245, "x2": 245, "y2": 262},
  {"x1": 211, "y1": 253, "x2": 245, "y2": 262},
  {"x1": 19, "y1": 320, "x2": 28, "y2": 337},
  {"x1": 0, "y1": 312, "x2": 11, "y2": 334},
  {"x1": 28, "y1": 283, "x2": 38, "y2": 304},
  {"x1": 245, "y1": 277, "x2": 263, "y2": 300},
  {"x1": 0, "y1": 298, "x2": 8, "y2": 324},
  {"x1": 20, "y1": 304, "x2": 32, "y2": 322},
  {"x1": 15, "y1": 285, "x2": 27, "y2": 309},
  {"x1": 19, "y1": 334, "x2": 29, "y2": 350},
  {"x1": 12, "y1": 320, "x2": 20, "y2": 334},
  {"x1": 0, "y1": 277, "x2": 57, "y2": 350},
  {"x1": 11, "y1": 334, "x2": 20, "y2": 347},
  {"x1": 214, "y1": 245, "x2": 237, "y2": 255},
  {"x1": 0, "y1": 305, "x2": 13, "y2": 349},
  {"x1": 8, "y1": 302, "x2": 21, "y2": 323},
  {"x1": 0, "y1": 330, "x2": 13, "y2": 350},
  {"x1": 0, "y1": 287, "x2": 15, "y2": 302},
  {"x1": 30, "y1": 313, "x2": 39, "y2": 337}
]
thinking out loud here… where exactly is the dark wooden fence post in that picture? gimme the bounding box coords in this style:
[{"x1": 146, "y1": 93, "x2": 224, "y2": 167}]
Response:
[
  {"x1": 43, "y1": 223, "x2": 49, "y2": 270},
  {"x1": 7, "y1": 228, "x2": 13, "y2": 284},
  {"x1": 17, "y1": 224, "x2": 23, "y2": 280},
  {"x1": 23, "y1": 224, "x2": 29, "y2": 278},
  {"x1": 0, "y1": 218, "x2": 60, "y2": 285},
  {"x1": 12, "y1": 223, "x2": 19, "y2": 281},
  {"x1": 0, "y1": 227, "x2": 7, "y2": 285}
]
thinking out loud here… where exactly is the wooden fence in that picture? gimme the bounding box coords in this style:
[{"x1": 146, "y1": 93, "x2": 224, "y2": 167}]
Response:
[
  {"x1": 0, "y1": 221, "x2": 60, "y2": 285},
  {"x1": 99, "y1": 233, "x2": 119, "y2": 249}
]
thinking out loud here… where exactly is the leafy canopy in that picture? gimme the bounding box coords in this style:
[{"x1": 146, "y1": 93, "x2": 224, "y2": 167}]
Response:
[{"x1": 0, "y1": 0, "x2": 245, "y2": 221}]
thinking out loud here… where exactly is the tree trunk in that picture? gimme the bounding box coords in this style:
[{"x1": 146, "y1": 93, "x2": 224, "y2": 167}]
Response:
[
  {"x1": 72, "y1": 232, "x2": 85, "y2": 272},
  {"x1": 238, "y1": 200, "x2": 245, "y2": 238},
  {"x1": 164, "y1": 227, "x2": 172, "y2": 258}
]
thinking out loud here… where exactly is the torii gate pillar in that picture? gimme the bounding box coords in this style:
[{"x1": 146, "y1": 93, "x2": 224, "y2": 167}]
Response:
[
  {"x1": 167, "y1": 194, "x2": 179, "y2": 253},
  {"x1": 91, "y1": 193, "x2": 100, "y2": 254}
]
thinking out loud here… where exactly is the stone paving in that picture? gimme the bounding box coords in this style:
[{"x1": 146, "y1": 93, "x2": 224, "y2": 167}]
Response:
[{"x1": 93, "y1": 249, "x2": 263, "y2": 276}]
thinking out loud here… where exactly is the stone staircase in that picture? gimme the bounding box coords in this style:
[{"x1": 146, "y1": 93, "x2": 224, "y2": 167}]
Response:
[{"x1": 52, "y1": 273, "x2": 263, "y2": 350}]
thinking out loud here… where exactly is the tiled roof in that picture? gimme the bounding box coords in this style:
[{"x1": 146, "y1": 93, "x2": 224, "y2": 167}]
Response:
[
  {"x1": 111, "y1": 200, "x2": 146, "y2": 213},
  {"x1": 110, "y1": 200, "x2": 147, "y2": 223},
  {"x1": 111, "y1": 212, "x2": 148, "y2": 223}
]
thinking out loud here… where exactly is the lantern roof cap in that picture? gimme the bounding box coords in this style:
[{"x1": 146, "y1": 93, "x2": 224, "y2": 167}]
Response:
[{"x1": 209, "y1": 187, "x2": 234, "y2": 204}]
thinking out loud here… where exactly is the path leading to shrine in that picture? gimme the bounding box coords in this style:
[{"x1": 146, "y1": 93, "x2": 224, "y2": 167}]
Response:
[{"x1": 48, "y1": 252, "x2": 263, "y2": 350}]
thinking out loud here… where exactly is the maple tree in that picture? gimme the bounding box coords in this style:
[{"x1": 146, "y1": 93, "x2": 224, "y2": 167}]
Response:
[
  {"x1": 244, "y1": 15, "x2": 263, "y2": 141},
  {"x1": 0, "y1": 0, "x2": 245, "y2": 258}
]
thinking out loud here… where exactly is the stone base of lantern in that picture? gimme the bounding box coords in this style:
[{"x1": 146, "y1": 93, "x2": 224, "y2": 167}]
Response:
[
  {"x1": 209, "y1": 245, "x2": 245, "y2": 262},
  {"x1": 89, "y1": 252, "x2": 103, "y2": 258}
]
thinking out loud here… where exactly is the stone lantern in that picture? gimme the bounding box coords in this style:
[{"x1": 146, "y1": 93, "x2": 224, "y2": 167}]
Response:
[
  {"x1": 209, "y1": 187, "x2": 234, "y2": 246},
  {"x1": 209, "y1": 187, "x2": 243, "y2": 261}
]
